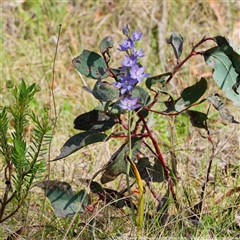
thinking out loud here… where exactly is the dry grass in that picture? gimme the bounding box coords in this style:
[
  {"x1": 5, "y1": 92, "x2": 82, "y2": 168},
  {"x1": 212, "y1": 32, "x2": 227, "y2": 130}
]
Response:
[{"x1": 1, "y1": 1, "x2": 240, "y2": 239}]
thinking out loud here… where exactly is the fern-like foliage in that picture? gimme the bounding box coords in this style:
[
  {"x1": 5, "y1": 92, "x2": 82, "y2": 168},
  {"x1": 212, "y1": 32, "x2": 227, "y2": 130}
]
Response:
[
  {"x1": 0, "y1": 107, "x2": 12, "y2": 165},
  {"x1": 0, "y1": 79, "x2": 52, "y2": 222}
]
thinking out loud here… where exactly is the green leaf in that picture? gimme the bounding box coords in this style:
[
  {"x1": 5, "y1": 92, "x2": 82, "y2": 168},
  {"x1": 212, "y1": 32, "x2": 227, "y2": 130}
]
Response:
[
  {"x1": 36, "y1": 181, "x2": 88, "y2": 218},
  {"x1": 101, "y1": 137, "x2": 142, "y2": 184},
  {"x1": 72, "y1": 50, "x2": 110, "y2": 79},
  {"x1": 53, "y1": 131, "x2": 107, "y2": 161},
  {"x1": 214, "y1": 36, "x2": 240, "y2": 74},
  {"x1": 132, "y1": 85, "x2": 151, "y2": 117},
  {"x1": 100, "y1": 36, "x2": 114, "y2": 54},
  {"x1": 146, "y1": 72, "x2": 171, "y2": 91},
  {"x1": 92, "y1": 81, "x2": 119, "y2": 102},
  {"x1": 207, "y1": 95, "x2": 239, "y2": 124},
  {"x1": 175, "y1": 78, "x2": 207, "y2": 112},
  {"x1": 187, "y1": 110, "x2": 208, "y2": 129},
  {"x1": 74, "y1": 109, "x2": 117, "y2": 132},
  {"x1": 204, "y1": 47, "x2": 240, "y2": 107},
  {"x1": 167, "y1": 32, "x2": 184, "y2": 59}
]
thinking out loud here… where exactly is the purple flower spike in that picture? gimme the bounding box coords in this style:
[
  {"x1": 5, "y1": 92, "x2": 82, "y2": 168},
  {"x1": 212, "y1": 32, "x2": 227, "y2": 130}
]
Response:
[
  {"x1": 115, "y1": 28, "x2": 149, "y2": 111},
  {"x1": 118, "y1": 96, "x2": 142, "y2": 111},
  {"x1": 117, "y1": 38, "x2": 134, "y2": 51},
  {"x1": 130, "y1": 65, "x2": 151, "y2": 82},
  {"x1": 132, "y1": 31, "x2": 143, "y2": 41}
]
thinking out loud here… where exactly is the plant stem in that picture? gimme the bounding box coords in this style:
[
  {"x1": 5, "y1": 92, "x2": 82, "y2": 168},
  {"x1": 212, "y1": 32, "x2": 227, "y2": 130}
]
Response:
[
  {"x1": 127, "y1": 156, "x2": 144, "y2": 237},
  {"x1": 137, "y1": 112, "x2": 179, "y2": 210},
  {"x1": 126, "y1": 111, "x2": 136, "y2": 225}
]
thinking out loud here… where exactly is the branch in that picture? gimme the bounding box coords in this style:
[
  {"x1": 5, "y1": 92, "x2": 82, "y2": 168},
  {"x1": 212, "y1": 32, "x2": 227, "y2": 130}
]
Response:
[{"x1": 166, "y1": 36, "x2": 215, "y2": 84}]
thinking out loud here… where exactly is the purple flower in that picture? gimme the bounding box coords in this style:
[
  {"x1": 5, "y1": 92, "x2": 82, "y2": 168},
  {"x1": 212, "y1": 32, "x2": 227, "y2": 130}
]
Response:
[
  {"x1": 114, "y1": 28, "x2": 149, "y2": 112},
  {"x1": 130, "y1": 65, "x2": 151, "y2": 82},
  {"x1": 132, "y1": 31, "x2": 143, "y2": 41},
  {"x1": 118, "y1": 96, "x2": 142, "y2": 111},
  {"x1": 117, "y1": 38, "x2": 134, "y2": 51},
  {"x1": 121, "y1": 55, "x2": 138, "y2": 69},
  {"x1": 133, "y1": 48, "x2": 145, "y2": 58},
  {"x1": 114, "y1": 75, "x2": 137, "y2": 94}
]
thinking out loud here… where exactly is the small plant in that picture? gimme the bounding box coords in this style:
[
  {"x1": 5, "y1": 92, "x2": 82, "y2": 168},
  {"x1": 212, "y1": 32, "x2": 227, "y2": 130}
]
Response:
[
  {"x1": 37, "y1": 25, "x2": 239, "y2": 237},
  {"x1": 0, "y1": 79, "x2": 51, "y2": 223}
]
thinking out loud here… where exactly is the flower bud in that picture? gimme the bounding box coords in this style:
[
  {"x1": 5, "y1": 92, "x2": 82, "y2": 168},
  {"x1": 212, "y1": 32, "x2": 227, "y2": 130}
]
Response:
[{"x1": 122, "y1": 28, "x2": 128, "y2": 36}]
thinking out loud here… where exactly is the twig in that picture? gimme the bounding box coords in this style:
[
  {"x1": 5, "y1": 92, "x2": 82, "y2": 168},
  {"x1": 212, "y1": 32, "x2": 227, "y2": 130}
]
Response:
[{"x1": 166, "y1": 36, "x2": 215, "y2": 84}]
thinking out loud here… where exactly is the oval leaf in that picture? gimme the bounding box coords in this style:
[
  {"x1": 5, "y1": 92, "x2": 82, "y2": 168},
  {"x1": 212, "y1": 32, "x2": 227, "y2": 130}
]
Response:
[
  {"x1": 72, "y1": 50, "x2": 110, "y2": 79},
  {"x1": 74, "y1": 109, "x2": 117, "y2": 132},
  {"x1": 187, "y1": 110, "x2": 208, "y2": 129},
  {"x1": 167, "y1": 32, "x2": 184, "y2": 59},
  {"x1": 214, "y1": 36, "x2": 240, "y2": 74},
  {"x1": 92, "y1": 81, "x2": 120, "y2": 102},
  {"x1": 204, "y1": 46, "x2": 240, "y2": 107},
  {"x1": 100, "y1": 36, "x2": 114, "y2": 54},
  {"x1": 36, "y1": 181, "x2": 88, "y2": 218},
  {"x1": 53, "y1": 131, "x2": 107, "y2": 161},
  {"x1": 146, "y1": 72, "x2": 171, "y2": 91},
  {"x1": 175, "y1": 78, "x2": 207, "y2": 112}
]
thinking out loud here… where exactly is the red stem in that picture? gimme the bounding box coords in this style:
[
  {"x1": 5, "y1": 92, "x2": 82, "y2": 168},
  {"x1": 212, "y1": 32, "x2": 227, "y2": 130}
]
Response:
[
  {"x1": 137, "y1": 112, "x2": 179, "y2": 208},
  {"x1": 166, "y1": 36, "x2": 215, "y2": 84},
  {"x1": 102, "y1": 52, "x2": 119, "y2": 82}
]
